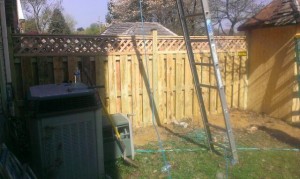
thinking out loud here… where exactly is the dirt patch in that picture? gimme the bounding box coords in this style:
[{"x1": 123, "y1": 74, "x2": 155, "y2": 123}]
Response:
[{"x1": 133, "y1": 109, "x2": 300, "y2": 147}]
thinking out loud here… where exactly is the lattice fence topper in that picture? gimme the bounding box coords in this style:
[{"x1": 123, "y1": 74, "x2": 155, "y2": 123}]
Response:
[{"x1": 12, "y1": 34, "x2": 246, "y2": 56}]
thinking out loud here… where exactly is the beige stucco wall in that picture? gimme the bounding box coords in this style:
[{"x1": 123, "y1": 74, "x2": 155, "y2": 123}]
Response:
[{"x1": 247, "y1": 25, "x2": 300, "y2": 121}]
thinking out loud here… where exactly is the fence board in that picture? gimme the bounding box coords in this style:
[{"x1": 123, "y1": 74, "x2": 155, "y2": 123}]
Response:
[
  {"x1": 108, "y1": 55, "x2": 117, "y2": 113},
  {"x1": 37, "y1": 57, "x2": 49, "y2": 84},
  {"x1": 240, "y1": 56, "x2": 247, "y2": 109},
  {"x1": 158, "y1": 54, "x2": 167, "y2": 124},
  {"x1": 225, "y1": 56, "x2": 233, "y2": 108},
  {"x1": 120, "y1": 55, "x2": 130, "y2": 115},
  {"x1": 53, "y1": 57, "x2": 64, "y2": 83},
  {"x1": 67, "y1": 56, "x2": 77, "y2": 83},
  {"x1": 21, "y1": 57, "x2": 33, "y2": 96},
  {"x1": 185, "y1": 53, "x2": 193, "y2": 119},
  {"x1": 131, "y1": 55, "x2": 139, "y2": 127},
  {"x1": 116, "y1": 56, "x2": 121, "y2": 113},
  {"x1": 175, "y1": 53, "x2": 184, "y2": 120},
  {"x1": 82, "y1": 57, "x2": 92, "y2": 84},
  {"x1": 193, "y1": 54, "x2": 202, "y2": 122},
  {"x1": 167, "y1": 53, "x2": 175, "y2": 121},
  {"x1": 217, "y1": 53, "x2": 226, "y2": 113},
  {"x1": 209, "y1": 56, "x2": 217, "y2": 114},
  {"x1": 104, "y1": 56, "x2": 109, "y2": 109},
  {"x1": 95, "y1": 55, "x2": 106, "y2": 101},
  {"x1": 233, "y1": 55, "x2": 240, "y2": 108},
  {"x1": 202, "y1": 55, "x2": 210, "y2": 115}
]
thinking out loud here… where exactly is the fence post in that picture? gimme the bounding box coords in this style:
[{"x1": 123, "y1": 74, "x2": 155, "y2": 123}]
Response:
[{"x1": 151, "y1": 29, "x2": 159, "y2": 124}]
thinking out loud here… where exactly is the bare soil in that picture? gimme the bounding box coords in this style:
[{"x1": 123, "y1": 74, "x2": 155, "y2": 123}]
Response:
[{"x1": 133, "y1": 109, "x2": 300, "y2": 147}]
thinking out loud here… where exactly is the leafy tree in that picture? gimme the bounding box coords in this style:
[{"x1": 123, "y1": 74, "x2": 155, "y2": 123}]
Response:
[
  {"x1": 106, "y1": 0, "x2": 209, "y2": 35},
  {"x1": 48, "y1": 8, "x2": 71, "y2": 34},
  {"x1": 23, "y1": 18, "x2": 38, "y2": 33},
  {"x1": 106, "y1": 0, "x2": 268, "y2": 35},
  {"x1": 85, "y1": 23, "x2": 100, "y2": 35},
  {"x1": 85, "y1": 23, "x2": 106, "y2": 35},
  {"x1": 64, "y1": 13, "x2": 77, "y2": 33},
  {"x1": 77, "y1": 27, "x2": 84, "y2": 31},
  {"x1": 106, "y1": 0, "x2": 146, "y2": 23},
  {"x1": 211, "y1": 0, "x2": 266, "y2": 35},
  {"x1": 21, "y1": 0, "x2": 61, "y2": 33}
]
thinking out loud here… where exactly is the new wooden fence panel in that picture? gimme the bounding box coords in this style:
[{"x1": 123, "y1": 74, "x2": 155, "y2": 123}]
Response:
[{"x1": 12, "y1": 34, "x2": 248, "y2": 127}]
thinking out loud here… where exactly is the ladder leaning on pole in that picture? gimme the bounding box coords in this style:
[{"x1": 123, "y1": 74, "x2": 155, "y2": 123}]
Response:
[{"x1": 176, "y1": 0, "x2": 238, "y2": 164}]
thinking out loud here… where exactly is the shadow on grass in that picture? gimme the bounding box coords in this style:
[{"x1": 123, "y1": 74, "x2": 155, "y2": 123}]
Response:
[
  {"x1": 162, "y1": 126, "x2": 227, "y2": 156},
  {"x1": 162, "y1": 126, "x2": 209, "y2": 150},
  {"x1": 104, "y1": 160, "x2": 121, "y2": 178},
  {"x1": 258, "y1": 126, "x2": 300, "y2": 148}
]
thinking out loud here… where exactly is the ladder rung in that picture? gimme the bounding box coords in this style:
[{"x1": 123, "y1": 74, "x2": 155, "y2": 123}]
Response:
[
  {"x1": 207, "y1": 123, "x2": 226, "y2": 132},
  {"x1": 185, "y1": 13, "x2": 203, "y2": 18},
  {"x1": 198, "y1": 84, "x2": 218, "y2": 89},
  {"x1": 194, "y1": 62, "x2": 213, "y2": 67}
]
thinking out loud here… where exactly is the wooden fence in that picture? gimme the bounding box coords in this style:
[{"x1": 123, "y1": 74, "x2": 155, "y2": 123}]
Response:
[{"x1": 12, "y1": 31, "x2": 247, "y2": 127}]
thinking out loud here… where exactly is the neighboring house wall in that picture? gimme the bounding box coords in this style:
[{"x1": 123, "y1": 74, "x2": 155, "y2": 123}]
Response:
[{"x1": 247, "y1": 25, "x2": 300, "y2": 121}]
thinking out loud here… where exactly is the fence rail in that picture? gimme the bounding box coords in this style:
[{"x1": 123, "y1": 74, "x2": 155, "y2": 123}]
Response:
[{"x1": 11, "y1": 32, "x2": 247, "y2": 127}]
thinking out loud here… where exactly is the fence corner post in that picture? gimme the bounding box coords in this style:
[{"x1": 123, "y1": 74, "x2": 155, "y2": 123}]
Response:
[{"x1": 152, "y1": 29, "x2": 158, "y2": 54}]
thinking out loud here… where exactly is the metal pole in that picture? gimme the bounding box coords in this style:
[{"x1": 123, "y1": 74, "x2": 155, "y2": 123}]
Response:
[
  {"x1": 0, "y1": 0, "x2": 14, "y2": 116},
  {"x1": 0, "y1": 0, "x2": 12, "y2": 83}
]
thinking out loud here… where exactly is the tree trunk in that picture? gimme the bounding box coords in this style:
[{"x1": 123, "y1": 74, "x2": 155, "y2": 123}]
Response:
[{"x1": 228, "y1": 23, "x2": 235, "y2": 35}]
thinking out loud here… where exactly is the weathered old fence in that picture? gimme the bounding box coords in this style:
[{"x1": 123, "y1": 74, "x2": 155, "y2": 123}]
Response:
[{"x1": 12, "y1": 31, "x2": 247, "y2": 127}]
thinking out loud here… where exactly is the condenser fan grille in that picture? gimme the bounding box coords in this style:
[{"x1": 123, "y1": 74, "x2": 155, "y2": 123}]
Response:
[{"x1": 36, "y1": 94, "x2": 98, "y2": 114}]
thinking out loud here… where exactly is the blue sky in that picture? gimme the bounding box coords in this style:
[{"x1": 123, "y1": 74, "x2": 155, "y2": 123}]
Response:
[
  {"x1": 62, "y1": 0, "x2": 108, "y2": 28},
  {"x1": 61, "y1": 0, "x2": 272, "y2": 29}
]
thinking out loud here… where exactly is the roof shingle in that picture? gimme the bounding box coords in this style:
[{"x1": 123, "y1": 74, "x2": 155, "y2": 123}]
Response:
[
  {"x1": 238, "y1": 0, "x2": 300, "y2": 31},
  {"x1": 101, "y1": 22, "x2": 177, "y2": 36}
]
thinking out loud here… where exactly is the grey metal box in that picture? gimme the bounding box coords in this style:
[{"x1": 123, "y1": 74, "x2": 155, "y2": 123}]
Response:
[
  {"x1": 28, "y1": 83, "x2": 104, "y2": 179},
  {"x1": 102, "y1": 113, "x2": 134, "y2": 161}
]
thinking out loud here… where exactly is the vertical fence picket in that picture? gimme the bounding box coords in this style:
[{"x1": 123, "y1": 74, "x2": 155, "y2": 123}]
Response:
[
  {"x1": 21, "y1": 57, "x2": 33, "y2": 97},
  {"x1": 233, "y1": 55, "x2": 240, "y2": 108},
  {"x1": 108, "y1": 55, "x2": 117, "y2": 113},
  {"x1": 185, "y1": 53, "x2": 193, "y2": 119},
  {"x1": 53, "y1": 57, "x2": 64, "y2": 84},
  {"x1": 67, "y1": 56, "x2": 77, "y2": 83}
]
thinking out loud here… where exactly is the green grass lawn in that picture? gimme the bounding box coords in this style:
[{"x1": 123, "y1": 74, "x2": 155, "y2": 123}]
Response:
[{"x1": 105, "y1": 129, "x2": 300, "y2": 178}]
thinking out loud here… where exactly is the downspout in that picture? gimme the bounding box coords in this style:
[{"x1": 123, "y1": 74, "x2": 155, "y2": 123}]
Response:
[{"x1": 0, "y1": 0, "x2": 14, "y2": 116}]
